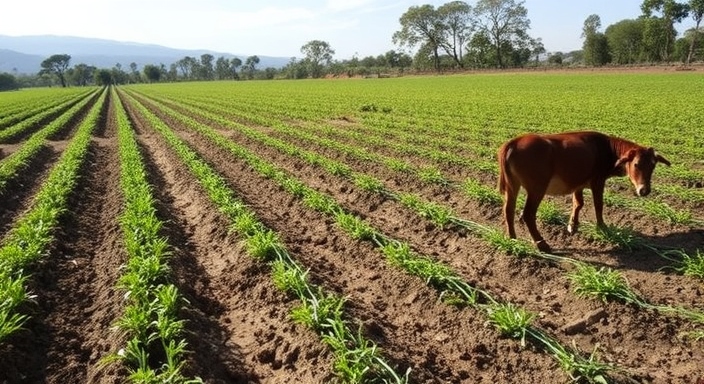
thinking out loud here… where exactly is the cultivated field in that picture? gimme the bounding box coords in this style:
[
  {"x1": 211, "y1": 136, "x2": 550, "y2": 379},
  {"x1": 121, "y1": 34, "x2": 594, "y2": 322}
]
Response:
[{"x1": 0, "y1": 72, "x2": 703, "y2": 383}]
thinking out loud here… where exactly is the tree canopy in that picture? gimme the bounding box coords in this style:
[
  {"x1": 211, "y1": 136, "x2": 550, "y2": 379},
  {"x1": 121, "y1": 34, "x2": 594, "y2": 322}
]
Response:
[{"x1": 40, "y1": 54, "x2": 71, "y2": 87}]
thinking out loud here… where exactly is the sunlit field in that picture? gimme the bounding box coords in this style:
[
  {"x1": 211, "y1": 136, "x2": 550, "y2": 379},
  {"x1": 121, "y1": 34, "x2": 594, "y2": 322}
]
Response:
[{"x1": 1, "y1": 71, "x2": 703, "y2": 383}]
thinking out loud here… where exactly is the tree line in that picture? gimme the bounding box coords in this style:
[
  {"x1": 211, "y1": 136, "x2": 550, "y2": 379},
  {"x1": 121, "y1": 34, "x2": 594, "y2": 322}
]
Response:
[
  {"x1": 582, "y1": 0, "x2": 704, "y2": 66},
  {"x1": 2, "y1": 0, "x2": 703, "y2": 89}
]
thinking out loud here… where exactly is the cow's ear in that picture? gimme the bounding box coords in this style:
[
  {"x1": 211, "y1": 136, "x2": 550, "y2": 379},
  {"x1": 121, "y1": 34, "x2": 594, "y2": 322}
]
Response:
[
  {"x1": 655, "y1": 153, "x2": 671, "y2": 166},
  {"x1": 614, "y1": 149, "x2": 635, "y2": 168}
]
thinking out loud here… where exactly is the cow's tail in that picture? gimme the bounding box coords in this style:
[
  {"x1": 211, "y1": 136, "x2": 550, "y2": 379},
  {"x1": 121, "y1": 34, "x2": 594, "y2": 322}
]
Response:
[{"x1": 497, "y1": 141, "x2": 514, "y2": 195}]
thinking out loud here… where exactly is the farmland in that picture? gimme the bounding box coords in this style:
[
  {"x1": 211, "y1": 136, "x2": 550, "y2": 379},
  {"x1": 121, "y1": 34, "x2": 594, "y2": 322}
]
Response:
[{"x1": 0, "y1": 72, "x2": 703, "y2": 383}]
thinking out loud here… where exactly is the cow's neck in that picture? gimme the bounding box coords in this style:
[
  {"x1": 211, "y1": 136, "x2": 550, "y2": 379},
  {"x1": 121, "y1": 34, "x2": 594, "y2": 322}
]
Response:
[
  {"x1": 609, "y1": 136, "x2": 641, "y2": 158},
  {"x1": 608, "y1": 136, "x2": 639, "y2": 176}
]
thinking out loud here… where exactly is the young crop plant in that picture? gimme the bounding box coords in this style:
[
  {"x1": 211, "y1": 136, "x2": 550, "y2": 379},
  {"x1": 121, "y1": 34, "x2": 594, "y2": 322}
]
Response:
[
  {"x1": 486, "y1": 303, "x2": 535, "y2": 347},
  {"x1": 527, "y1": 328, "x2": 614, "y2": 384},
  {"x1": 568, "y1": 263, "x2": 644, "y2": 306},
  {"x1": 397, "y1": 193, "x2": 453, "y2": 229},
  {"x1": 640, "y1": 199, "x2": 693, "y2": 226},
  {"x1": 462, "y1": 178, "x2": 503, "y2": 207},
  {"x1": 482, "y1": 226, "x2": 537, "y2": 258},
  {"x1": 417, "y1": 166, "x2": 448, "y2": 186},
  {"x1": 536, "y1": 200, "x2": 568, "y2": 226},
  {"x1": 671, "y1": 249, "x2": 704, "y2": 280},
  {"x1": 582, "y1": 223, "x2": 643, "y2": 252},
  {"x1": 352, "y1": 173, "x2": 386, "y2": 194}
]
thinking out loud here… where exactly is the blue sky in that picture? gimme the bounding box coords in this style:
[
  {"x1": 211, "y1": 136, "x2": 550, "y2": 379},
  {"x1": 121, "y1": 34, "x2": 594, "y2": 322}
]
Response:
[{"x1": 1, "y1": 0, "x2": 696, "y2": 59}]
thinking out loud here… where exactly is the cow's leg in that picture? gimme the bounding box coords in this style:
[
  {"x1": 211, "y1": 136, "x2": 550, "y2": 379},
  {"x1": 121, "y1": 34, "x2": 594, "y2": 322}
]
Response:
[
  {"x1": 522, "y1": 192, "x2": 551, "y2": 252},
  {"x1": 502, "y1": 187, "x2": 519, "y2": 239},
  {"x1": 591, "y1": 181, "x2": 607, "y2": 229},
  {"x1": 568, "y1": 189, "x2": 584, "y2": 234}
]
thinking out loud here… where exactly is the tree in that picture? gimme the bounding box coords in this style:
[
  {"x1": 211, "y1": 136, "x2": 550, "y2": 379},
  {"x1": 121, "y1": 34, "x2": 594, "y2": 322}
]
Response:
[
  {"x1": 244, "y1": 55, "x2": 260, "y2": 79},
  {"x1": 437, "y1": 1, "x2": 474, "y2": 68},
  {"x1": 465, "y1": 31, "x2": 494, "y2": 68},
  {"x1": 129, "y1": 62, "x2": 140, "y2": 83},
  {"x1": 300, "y1": 40, "x2": 335, "y2": 78},
  {"x1": 582, "y1": 14, "x2": 602, "y2": 38},
  {"x1": 143, "y1": 64, "x2": 161, "y2": 82},
  {"x1": 230, "y1": 57, "x2": 242, "y2": 80},
  {"x1": 95, "y1": 69, "x2": 113, "y2": 86},
  {"x1": 40, "y1": 54, "x2": 71, "y2": 87},
  {"x1": 68, "y1": 63, "x2": 96, "y2": 86},
  {"x1": 606, "y1": 19, "x2": 645, "y2": 64},
  {"x1": 686, "y1": 0, "x2": 704, "y2": 63},
  {"x1": 176, "y1": 56, "x2": 197, "y2": 79},
  {"x1": 641, "y1": 16, "x2": 675, "y2": 61},
  {"x1": 0, "y1": 73, "x2": 19, "y2": 91},
  {"x1": 215, "y1": 56, "x2": 230, "y2": 80},
  {"x1": 530, "y1": 37, "x2": 545, "y2": 64},
  {"x1": 582, "y1": 15, "x2": 610, "y2": 66},
  {"x1": 641, "y1": 0, "x2": 690, "y2": 61},
  {"x1": 200, "y1": 54, "x2": 215, "y2": 80},
  {"x1": 474, "y1": 0, "x2": 531, "y2": 68},
  {"x1": 393, "y1": 5, "x2": 444, "y2": 70}
]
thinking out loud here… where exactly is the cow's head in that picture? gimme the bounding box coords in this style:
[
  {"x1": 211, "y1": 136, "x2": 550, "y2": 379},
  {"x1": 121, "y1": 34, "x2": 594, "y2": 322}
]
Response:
[{"x1": 615, "y1": 147, "x2": 670, "y2": 196}]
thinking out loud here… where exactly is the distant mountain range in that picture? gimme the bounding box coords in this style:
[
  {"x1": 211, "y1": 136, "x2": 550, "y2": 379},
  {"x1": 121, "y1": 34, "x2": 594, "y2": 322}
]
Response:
[{"x1": 0, "y1": 35, "x2": 290, "y2": 74}]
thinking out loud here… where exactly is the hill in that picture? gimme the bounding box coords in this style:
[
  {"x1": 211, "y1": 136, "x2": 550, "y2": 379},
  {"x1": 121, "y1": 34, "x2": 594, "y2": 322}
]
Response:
[{"x1": 0, "y1": 35, "x2": 290, "y2": 74}]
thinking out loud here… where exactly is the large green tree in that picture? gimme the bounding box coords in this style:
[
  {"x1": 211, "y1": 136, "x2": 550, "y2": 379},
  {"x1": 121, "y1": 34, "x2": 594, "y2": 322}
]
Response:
[
  {"x1": 40, "y1": 54, "x2": 71, "y2": 87},
  {"x1": 581, "y1": 14, "x2": 610, "y2": 65},
  {"x1": 437, "y1": 1, "x2": 474, "y2": 67},
  {"x1": 605, "y1": 19, "x2": 645, "y2": 64},
  {"x1": 300, "y1": 40, "x2": 335, "y2": 78},
  {"x1": 474, "y1": 0, "x2": 531, "y2": 68},
  {"x1": 0, "y1": 73, "x2": 19, "y2": 91},
  {"x1": 641, "y1": 0, "x2": 690, "y2": 60},
  {"x1": 393, "y1": 5, "x2": 444, "y2": 70}
]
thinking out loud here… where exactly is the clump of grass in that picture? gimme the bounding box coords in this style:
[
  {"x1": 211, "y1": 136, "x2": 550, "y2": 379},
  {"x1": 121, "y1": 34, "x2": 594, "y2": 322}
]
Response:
[
  {"x1": 486, "y1": 303, "x2": 534, "y2": 347},
  {"x1": 583, "y1": 223, "x2": 642, "y2": 251},
  {"x1": 335, "y1": 212, "x2": 375, "y2": 241},
  {"x1": 482, "y1": 227, "x2": 536, "y2": 257},
  {"x1": 670, "y1": 249, "x2": 704, "y2": 279},
  {"x1": 529, "y1": 328, "x2": 613, "y2": 384},
  {"x1": 537, "y1": 200, "x2": 568, "y2": 226},
  {"x1": 568, "y1": 263, "x2": 643, "y2": 305},
  {"x1": 641, "y1": 200, "x2": 693, "y2": 225},
  {"x1": 462, "y1": 178, "x2": 502, "y2": 206},
  {"x1": 386, "y1": 158, "x2": 412, "y2": 173},
  {"x1": 242, "y1": 229, "x2": 282, "y2": 260},
  {"x1": 417, "y1": 166, "x2": 447, "y2": 185},
  {"x1": 397, "y1": 193, "x2": 453, "y2": 228},
  {"x1": 353, "y1": 174, "x2": 386, "y2": 194}
]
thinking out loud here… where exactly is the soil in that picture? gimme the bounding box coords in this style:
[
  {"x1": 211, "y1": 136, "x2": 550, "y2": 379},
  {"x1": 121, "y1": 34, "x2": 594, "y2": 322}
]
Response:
[{"x1": 0, "y1": 86, "x2": 702, "y2": 384}]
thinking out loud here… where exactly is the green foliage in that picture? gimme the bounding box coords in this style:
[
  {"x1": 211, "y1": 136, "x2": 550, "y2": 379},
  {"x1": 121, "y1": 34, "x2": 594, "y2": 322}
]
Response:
[
  {"x1": 568, "y1": 263, "x2": 643, "y2": 305},
  {"x1": 486, "y1": 303, "x2": 535, "y2": 347}
]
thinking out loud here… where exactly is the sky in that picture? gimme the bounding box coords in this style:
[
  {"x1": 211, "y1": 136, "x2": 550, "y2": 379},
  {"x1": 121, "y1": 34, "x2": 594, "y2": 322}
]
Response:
[{"x1": 1, "y1": 0, "x2": 698, "y2": 59}]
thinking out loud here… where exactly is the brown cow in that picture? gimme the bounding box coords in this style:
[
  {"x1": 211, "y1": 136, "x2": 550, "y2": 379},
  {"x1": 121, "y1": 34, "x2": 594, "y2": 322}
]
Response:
[{"x1": 498, "y1": 131, "x2": 670, "y2": 253}]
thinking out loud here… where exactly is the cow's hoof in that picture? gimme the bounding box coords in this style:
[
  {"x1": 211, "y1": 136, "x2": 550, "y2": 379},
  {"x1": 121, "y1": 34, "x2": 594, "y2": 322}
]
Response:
[
  {"x1": 567, "y1": 222, "x2": 579, "y2": 235},
  {"x1": 535, "y1": 240, "x2": 552, "y2": 253}
]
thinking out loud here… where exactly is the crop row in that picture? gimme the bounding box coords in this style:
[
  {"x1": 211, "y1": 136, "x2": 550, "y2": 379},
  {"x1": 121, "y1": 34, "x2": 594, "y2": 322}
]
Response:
[{"x1": 0, "y1": 88, "x2": 106, "y2": 342}]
